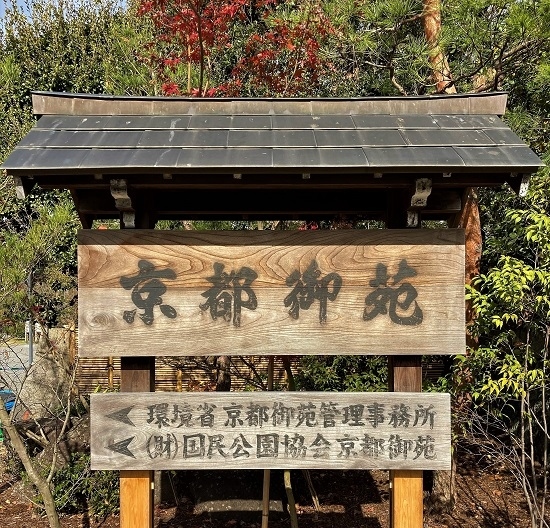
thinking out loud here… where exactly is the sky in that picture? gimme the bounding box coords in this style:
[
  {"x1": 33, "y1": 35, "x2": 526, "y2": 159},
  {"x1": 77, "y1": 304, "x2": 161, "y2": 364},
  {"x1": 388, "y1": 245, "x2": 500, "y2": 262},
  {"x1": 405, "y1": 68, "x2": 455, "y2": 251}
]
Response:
[
  {"x1": 0, "y1": 0, "x2": 29, "y2": 24},
  {"x1": 0, "y1": 0, "x2": 126, "y2": 24}
]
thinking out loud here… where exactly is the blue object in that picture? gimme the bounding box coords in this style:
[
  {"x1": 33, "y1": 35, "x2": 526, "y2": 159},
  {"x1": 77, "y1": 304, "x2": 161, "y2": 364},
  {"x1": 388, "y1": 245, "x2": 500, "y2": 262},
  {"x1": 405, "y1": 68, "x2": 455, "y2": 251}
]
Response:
[{"x1": 0, "y1": 389, "x2": 15, "y2": 412}]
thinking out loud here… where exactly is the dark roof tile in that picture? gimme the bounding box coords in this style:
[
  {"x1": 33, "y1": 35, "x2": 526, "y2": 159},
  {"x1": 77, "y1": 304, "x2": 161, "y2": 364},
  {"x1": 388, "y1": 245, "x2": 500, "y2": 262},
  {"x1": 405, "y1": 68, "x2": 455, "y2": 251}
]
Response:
[
  {"x1": 364, "y1": 147, "x2": 465, "y2": 168},
  {"x1": 401, "y1": 129, "x2": 494, "y2": 146},
  {"x1": 454, "y1": 146, "x2": 543, "y2": 168},
  {"x1": 273, "y1": 147, "x2": 367, "y2": 167},
  {"x1": 314, "y1": 129, "x2": 406, "y2": 147},
  {"x1": 176, "y1": 148, "x2": 273, "y2": 167}
]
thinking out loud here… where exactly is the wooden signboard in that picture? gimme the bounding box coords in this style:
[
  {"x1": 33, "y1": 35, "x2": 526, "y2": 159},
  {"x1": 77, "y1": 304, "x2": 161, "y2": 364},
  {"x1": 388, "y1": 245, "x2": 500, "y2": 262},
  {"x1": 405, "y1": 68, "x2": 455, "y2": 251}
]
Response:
[
  {"x1": 90, "y1": 392, "x2": 451, "y2": 471},
  {"x1": 78, "y1": 229, "x2": 465, "y2": 357}
]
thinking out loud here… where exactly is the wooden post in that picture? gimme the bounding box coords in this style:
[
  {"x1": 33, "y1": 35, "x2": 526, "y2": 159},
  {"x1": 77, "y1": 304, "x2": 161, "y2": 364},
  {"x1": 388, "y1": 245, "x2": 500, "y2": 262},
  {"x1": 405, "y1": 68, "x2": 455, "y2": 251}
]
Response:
[
  {"x1": 261, "y1": 356, "x2": 274, "y2": 528},
  {"x1": 120, "y1": 470, "x2": 154, "y2": 527},
  {"x1": 392, "y1": 470, "x2": 424, "y2": 528},
  {"x1": 120, "y1": 356, "x2": 155, "y2": 528},
  {"x1": 117, "y1": 199, "x2": 156, "y2": 527},
  {"x1": 390, "y1": 356, "x2": 423, "y2": 528},
  {"x1": 387, "y1": 191, "x2": 424, "y2": 528}
]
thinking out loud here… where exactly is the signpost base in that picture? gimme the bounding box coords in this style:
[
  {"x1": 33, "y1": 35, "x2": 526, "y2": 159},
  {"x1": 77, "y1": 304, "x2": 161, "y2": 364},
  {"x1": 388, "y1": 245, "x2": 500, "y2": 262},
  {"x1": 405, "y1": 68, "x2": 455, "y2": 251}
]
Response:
[
  {"x1": 391, "y1": 470, "x2": 423, "y2": 528},
  {"x1": 120, "y1": 470, "x2": 153, "y2": 528},
  {"x1": 120, "y1": 357, "x2": 155, "y2": 528},
  {"x1": 390, "y1": 356, "x2": 423, "y2": 528}
]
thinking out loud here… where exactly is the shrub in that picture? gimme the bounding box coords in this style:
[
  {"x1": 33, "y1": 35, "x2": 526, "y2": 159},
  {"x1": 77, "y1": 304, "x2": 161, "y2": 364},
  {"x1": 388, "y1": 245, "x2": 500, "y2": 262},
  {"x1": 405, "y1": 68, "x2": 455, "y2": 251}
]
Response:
[{"x1": 50, "y1": 453, "x2": 119, "y2": 518}]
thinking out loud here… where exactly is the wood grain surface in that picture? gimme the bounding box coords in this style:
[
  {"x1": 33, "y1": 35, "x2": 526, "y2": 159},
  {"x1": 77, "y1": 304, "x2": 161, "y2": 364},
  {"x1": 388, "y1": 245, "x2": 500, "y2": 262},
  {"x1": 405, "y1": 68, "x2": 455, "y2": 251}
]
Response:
[
  {"x1": 90, "y1": 391, "x2": 451, "y2": 471},
  {"x1": 120, "y1": 470, "x2": 153, "y2": 528},
  {"x1": 78, "y1": 229, "x2": 465, "y2": 357}
]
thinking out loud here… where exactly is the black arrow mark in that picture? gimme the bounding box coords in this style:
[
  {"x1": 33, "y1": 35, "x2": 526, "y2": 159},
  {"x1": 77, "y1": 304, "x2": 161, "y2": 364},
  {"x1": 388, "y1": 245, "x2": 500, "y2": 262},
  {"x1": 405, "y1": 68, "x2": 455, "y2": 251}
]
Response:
[
  {"x1": 107, "y1": 437, "x2": 136, "y2": 458},
  {"x1": 106, "y1": 406, "x2": 135, "y2": 426}
]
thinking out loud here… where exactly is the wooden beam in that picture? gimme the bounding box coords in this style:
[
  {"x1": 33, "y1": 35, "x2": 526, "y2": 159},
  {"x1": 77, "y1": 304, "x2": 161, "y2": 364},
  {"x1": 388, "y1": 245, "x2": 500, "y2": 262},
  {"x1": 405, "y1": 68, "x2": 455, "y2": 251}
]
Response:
[
  {"x1": 31, "y1": 172, "x2": 522, "y2": 190},
  {"x1": 31, "y1": 91, "x2": 509, "y2": 117}
]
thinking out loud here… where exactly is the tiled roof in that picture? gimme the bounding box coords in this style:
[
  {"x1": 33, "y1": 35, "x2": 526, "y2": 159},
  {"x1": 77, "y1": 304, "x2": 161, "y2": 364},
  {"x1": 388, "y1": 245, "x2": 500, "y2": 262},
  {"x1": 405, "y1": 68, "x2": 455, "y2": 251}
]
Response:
[{"x1": 1, "y1": 95, "x2": 542, "y2": 175}]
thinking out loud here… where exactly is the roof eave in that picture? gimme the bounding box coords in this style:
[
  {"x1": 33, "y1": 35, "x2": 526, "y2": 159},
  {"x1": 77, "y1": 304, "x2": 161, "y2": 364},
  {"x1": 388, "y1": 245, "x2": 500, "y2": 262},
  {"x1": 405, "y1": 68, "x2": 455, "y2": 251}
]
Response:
[{"x1": 31, "y1": 91, "x2": 510, "y2": 117}]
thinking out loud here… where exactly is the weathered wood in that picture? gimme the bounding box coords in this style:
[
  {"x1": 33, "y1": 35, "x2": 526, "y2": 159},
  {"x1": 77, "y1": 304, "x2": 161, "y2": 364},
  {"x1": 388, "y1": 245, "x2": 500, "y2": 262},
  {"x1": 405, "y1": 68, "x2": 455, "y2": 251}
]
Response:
[
  {"x1": 90, "y1": 391, "x2": 451, "y2": 471},
  {"x1": 78, "y1": 229, "x2": 465, "y2": 357},
  {"x1": 31, "y1": 91, "x2": 509, "y2": 117}
]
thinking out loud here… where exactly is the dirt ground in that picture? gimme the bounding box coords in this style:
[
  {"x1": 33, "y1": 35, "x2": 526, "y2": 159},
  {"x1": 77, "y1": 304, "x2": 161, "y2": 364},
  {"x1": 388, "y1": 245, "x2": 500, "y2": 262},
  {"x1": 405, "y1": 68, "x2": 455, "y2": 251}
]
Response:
[{"x1": 0, "y1": 442, "x2": 535, "y2": 528}]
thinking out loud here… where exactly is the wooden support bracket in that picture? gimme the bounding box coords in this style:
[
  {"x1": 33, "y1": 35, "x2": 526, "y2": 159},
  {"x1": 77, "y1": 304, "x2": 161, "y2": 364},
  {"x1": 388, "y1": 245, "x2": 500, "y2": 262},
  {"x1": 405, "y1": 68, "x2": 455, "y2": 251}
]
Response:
[
  {"x1": 407, "y1": 211, "x2": 419, "y2": 228},
  {"x1": 410, "y1": 178, "x2": 433, "y2": 209},
  {"x1": 14, "y1": 175, "x2": 33, "y2": 200},
  {"x1": 407, "y1": 178, "x2": 433, "y2": 227},
  {"x1": 110, "y1": 179, "x2": 135, "y2": 228}
]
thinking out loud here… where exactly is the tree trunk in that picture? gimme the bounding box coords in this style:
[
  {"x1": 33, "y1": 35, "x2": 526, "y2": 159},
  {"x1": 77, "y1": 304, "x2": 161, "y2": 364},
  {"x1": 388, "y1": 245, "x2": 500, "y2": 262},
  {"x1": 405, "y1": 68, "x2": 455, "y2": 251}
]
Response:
[
  {"x1": 282, "y1": 357, "x2": 296, "y2": 391},
  {"x1": 0, "y1": 405, "x2": 61, "y2": 528},
  {"x1": 452, "y1": 187, "x2": 482, "y2": 348},
  {"x1": 215, "y1": 355, "x2": 231, "y2": 391},
  {"x1": 423, "y1": 0, "x2": 456, "y2": 93},
  {"x1": 426, "y1": 455, "x2": 456, "y2": 513}
]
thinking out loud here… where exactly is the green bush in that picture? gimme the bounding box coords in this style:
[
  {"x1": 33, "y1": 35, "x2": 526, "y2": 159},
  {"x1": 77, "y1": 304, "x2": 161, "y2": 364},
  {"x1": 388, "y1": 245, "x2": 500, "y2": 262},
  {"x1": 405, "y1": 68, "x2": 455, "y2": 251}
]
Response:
[
  {"x1": 295, "y1": 355, "x2": 388, "y2": 392},
  {"x1": 51, "y1": 453, "x2": 119, "y2": 518}
]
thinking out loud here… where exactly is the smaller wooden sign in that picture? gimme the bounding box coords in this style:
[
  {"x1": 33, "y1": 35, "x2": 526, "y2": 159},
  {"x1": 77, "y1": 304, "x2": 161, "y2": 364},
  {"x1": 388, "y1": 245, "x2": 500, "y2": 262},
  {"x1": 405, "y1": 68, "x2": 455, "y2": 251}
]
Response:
[{"x1": 91, "y1": 392, "x2": 451, "y2": 471}]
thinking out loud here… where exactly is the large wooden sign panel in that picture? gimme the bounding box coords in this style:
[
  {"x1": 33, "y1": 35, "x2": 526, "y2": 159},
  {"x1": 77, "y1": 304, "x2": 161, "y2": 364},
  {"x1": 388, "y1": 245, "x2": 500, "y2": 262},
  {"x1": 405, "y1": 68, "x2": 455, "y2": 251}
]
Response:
[
  {"x1": 78, "y1": 229, "x2": 464, "y2": 357},
  {"x1": 90, "y1": 392, "x2": 451, "y2": 470}
]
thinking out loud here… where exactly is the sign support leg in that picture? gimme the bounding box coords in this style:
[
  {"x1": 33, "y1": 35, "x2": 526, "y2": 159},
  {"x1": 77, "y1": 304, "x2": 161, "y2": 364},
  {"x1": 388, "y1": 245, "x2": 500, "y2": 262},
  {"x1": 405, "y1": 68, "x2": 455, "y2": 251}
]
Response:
[
  {"x1": 389, "y1": 356, "x2": 423, "y2": 528},
  {"x1": 120, "y1": 470, "x2": 154, "y2": 527},
  {"x1": 120, "y1": 356, "x2": 155, "y2": 528},
  {"x1": 261, "y1": 356, "x2": 274, "y2": 528}
]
